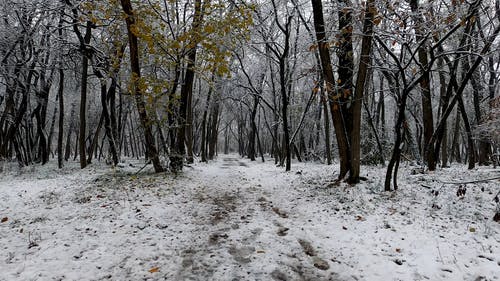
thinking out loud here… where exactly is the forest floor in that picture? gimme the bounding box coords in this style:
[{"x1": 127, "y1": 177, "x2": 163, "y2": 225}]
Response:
[{"x1": 0, "y1": 155, "x2": 499, "y2": 281}]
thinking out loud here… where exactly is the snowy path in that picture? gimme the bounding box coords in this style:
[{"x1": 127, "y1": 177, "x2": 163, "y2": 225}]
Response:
[{"x1": 0, "y1": 155, "x2": 499, "y2": 280}]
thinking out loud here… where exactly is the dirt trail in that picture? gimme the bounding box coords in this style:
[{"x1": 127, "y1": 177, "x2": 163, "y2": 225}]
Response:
[{"x1": 169, "y1": 155, "x2": 339, "y2": 281}]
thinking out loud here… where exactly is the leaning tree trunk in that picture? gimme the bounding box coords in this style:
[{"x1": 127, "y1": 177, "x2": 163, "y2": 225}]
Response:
[
  {"x1": 121, "y1": 0, "x2": 163, "y2": 172},
  {"x1": 311, "y1": 0, "x2": 350, "y2": 179},
  {"x1": 100, "y1": 79, "x2": 119, "y2": 165}
]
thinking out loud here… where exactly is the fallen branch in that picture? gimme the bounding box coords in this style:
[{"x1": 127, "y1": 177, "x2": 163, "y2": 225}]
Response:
[
  {"x1": 135, "y1": 160, "x2": 152, "y2": 175},
  {"x1": 439, "y1": 176, "x2": 500, "y2": 184}
]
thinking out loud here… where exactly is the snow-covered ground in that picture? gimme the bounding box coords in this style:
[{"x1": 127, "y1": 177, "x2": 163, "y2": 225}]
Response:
[{"x1": 0, "y1": 155, "x2": 498, "y2": 281}]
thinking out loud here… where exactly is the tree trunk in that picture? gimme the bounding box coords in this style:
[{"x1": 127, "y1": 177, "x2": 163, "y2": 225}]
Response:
[
  {"x1": 171, "y1": 0, "x2": 204, "y2": 172},
  {"x1": 121, "y1": 0, "x2": 164, "y2": 172},
  {"x1": 311, "y1": 0, "x2": 350, "y2": 179},
  {"x1": 363, "y1": 98, "x2": 385, "y2": 166},
  {"x1": 321, "y1": 90, "x2": 332, "y2": 165},
  {"x1": 337, "y1": 0, "x2": 354, "y2": 145},
  {"x1": 200, "y1": 77, "x2": 213, "y2": 162},
  {"x1": 208, "y1": 93, "x2": 220, "y2": 160},
  {"x1": 101, "y1": 80, "x2": 119, "y2": 165},
  {"x1": 410, "y1": 0, "x2": 436, "y2": 171},
  {"x1": 349, "y1": 0, "x2": 375, "y2": 183},
  {"x1": 468, "y1": 56, "x2": 490, "y2": 165},
  {"x1": 457, "y1": 95, "x2": 475, "y2": 169},
  {"x1": 185, "y1": 79, "x2": 195, "y2": 164},
  {"x1": 385, "y1": 89, "x2": 410, "y2": 191},
  {"x1": 256, "y1": 111, "x2": 265, "y2": 162},
  {"x1": 248, "y1": 95, "x2": 259, "y2": 161},
  {"x1": 77, "y1": 22, "x2": 92, "y2": 169},
  {"x1": 57, "y1": 65, "x2": 64, "y2": 168},
  {"x1": 87, "y1": 114, "x2": 103, "y2": 164},
  {"x1": 64, "y1": 104, "x2": 75, "y2": 161}
]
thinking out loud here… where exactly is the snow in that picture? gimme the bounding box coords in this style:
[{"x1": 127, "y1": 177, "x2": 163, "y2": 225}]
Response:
[{"x1": 0, "y1": 155, "x2": 499, "y2": 281}]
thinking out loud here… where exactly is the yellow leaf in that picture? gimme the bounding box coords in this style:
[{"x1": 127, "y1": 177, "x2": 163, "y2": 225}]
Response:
[
  {"x1": 149, "y1": 267, "x2": 159, "y2": 273},
  {"x1": 343, "y1": 89, "x2": 351, "y2": 98}
]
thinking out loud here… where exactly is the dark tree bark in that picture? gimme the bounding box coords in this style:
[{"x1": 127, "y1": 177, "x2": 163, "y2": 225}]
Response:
[
  {"x1": 32, "y1": 31, "x2": 55, "y2": 165},
  {"x1": 57, "y1": 57, "x2": 64, "y2": 168},
  {"x1": 171, "y1": 0, "x2": 204, "y2": 172},
  {"x1": 321, "y1": 90, "x2": 332, "y2": 165},
  {"x1": 98, "y1": 76, "x2": 119, "y2": 165},
  {"x1": 410, "y1": 0, "x2": 436, "y2": 171},
  {"x1": 349, "y1": 0, "x2": 375, "y2": 183},
  {"x1": 430, "y1": 0, "x2": 486, "y2": 165},
  {"x1": 450, "y1": 109, "x2": 462, "y2": 163},
  {"x1": 467, "y1": 54, "x2": 490, "y2": 165},
  {"x1": 64, "y1": 104, "x2": 76, "y2": 161},
  {"x1": 363, "y1": 98, "x2": 385, "y2": 166},
  {"x1": 430, "y1": 22, "x2": 500, "y2": 168},
  {"x1": 79, "y1": 23, "x2": 91, "y2": 169},
  {"x1": 87, "y1": 114, "x2": 103, "y2": 164},
  {"x1": 186, "y1": 79, "x2": 195, "y2": 164},
  {"x1": 311, "y1": 0, "x2": 350, "y2": 179},
  {"x1": 248, "y1": 94, "x2": 259, "y2": 161},
  {"x1": 268, "y1": 0, "x2": 293, "y2": 171},
  {"x1": 337, "y1": 0, "x2": 354, "y2": 147},
  {"x1": 120, "y1": 0, "x2": 164, "y2": 172},
  {"x1": 90, "y1": 43, "x2": 124, "y2": 166},
  {"x1": 66, "y1": 0, "x2": 93, "y2": 169},
  {"x1": 167, "y1": 61, "x2": 181, "y2": 154},
  {"x1": 200, "y1": 77, "x2": 214, "y2": 162},
  {"x1": 208, "y1": 92, "x2": 220, "y2": 160}
]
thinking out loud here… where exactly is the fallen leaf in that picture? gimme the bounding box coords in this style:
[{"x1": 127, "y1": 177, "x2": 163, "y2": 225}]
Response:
[
  {"x1": 355, "y1": 215, "x2": 366, "y2": 221},
  {"x1": 256, "y1": 250, "x2": 265, "y2": 254},
  {"x1": 395, "y1": 248, "x2": 401, "y2": 253},
  {"x1": 148, "y1": 267, "x2": 159, "y2": 273},
  {"x1": 1, "y1": 217, "x2": 7, "y2": 223},
  {"x1": 342, "y1": 226, "x2": 348, "y2": 230},
  {"x1": 469, "y1": 227, "x2": 476, "y2": 233}
]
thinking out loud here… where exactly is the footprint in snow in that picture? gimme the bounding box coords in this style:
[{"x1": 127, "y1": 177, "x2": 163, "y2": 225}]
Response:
[{"x1": 272, "y1": 207, "x2": 289, "y2": 218}]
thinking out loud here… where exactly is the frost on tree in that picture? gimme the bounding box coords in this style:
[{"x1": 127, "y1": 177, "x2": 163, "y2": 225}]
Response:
[{"x1": 475, "y1": 95, "x2": 500, "y2": 165}]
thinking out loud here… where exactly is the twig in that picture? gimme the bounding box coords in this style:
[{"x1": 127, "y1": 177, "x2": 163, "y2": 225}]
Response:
[
  {"x1": 438, "y1": 176, "x2": 500, "y2": 184},
  {"x1": 135, "y1": 160, "x2": 152, "y2": 175}
]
